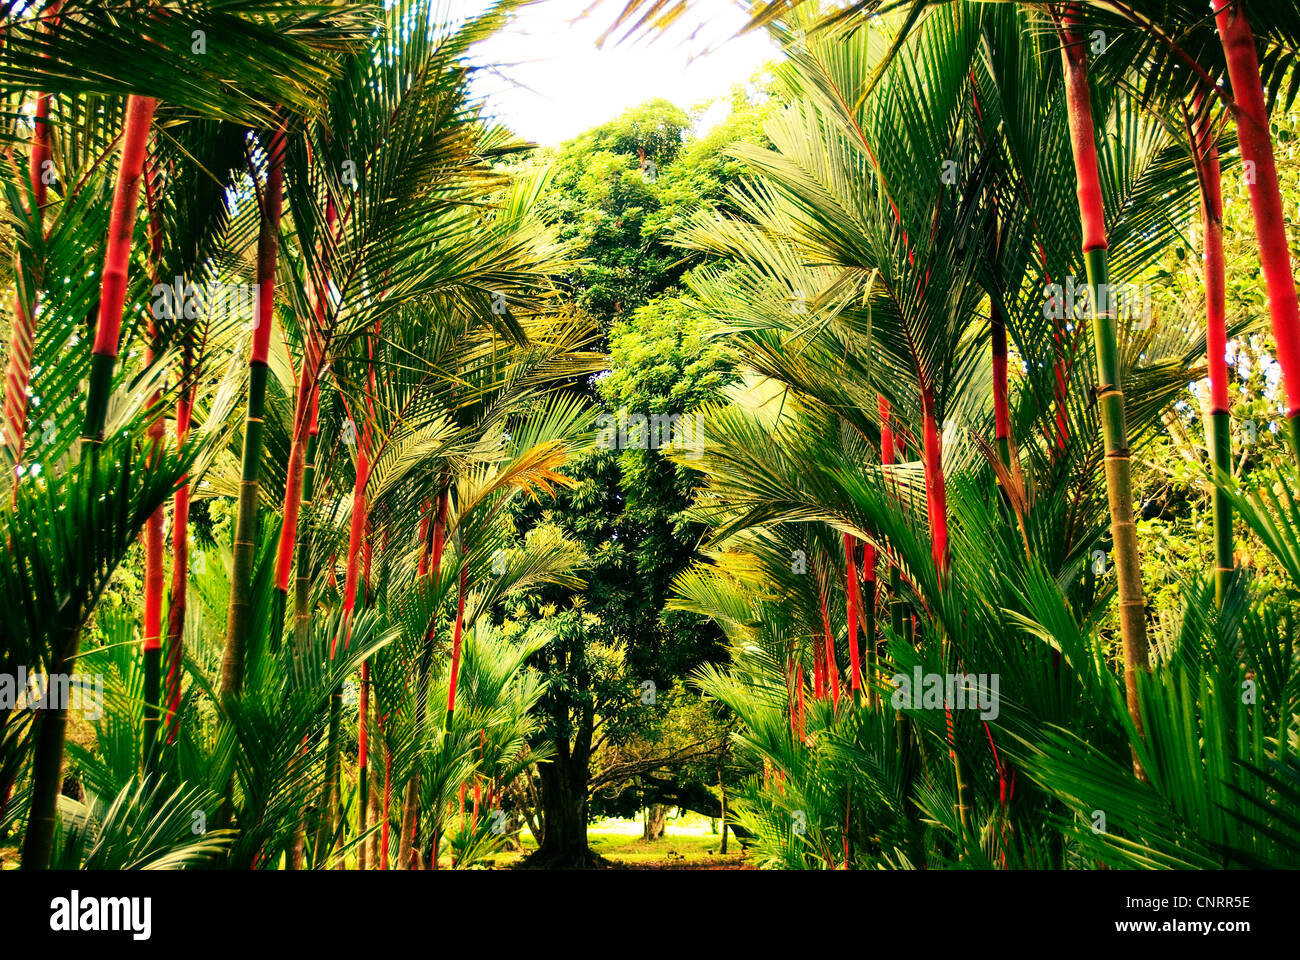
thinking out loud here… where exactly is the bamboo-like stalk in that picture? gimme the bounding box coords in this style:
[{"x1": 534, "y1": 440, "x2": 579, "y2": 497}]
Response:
[
  {"x1": 861, "y1": 541, "x2": 877, "y2": 707},
  {"x1": 879, "y1": 395, "x2": 907, "y2": 639},
  {"x1": 314, "y1": 688, "x2": 342, "y2": 866},
  {"x1": 357, "y1": 524, "x2": 373, "y2": 870},
  {"x1": 920, "y1": 388, "x2": 949, "y2": 577},
  {"x1": 316, "y1": 411, "x2": 371, "y2": 868},
  {"x1": 380, "y1": 716, "x2": 392, "y2": 870},
  {"x1": 1059, "y1": 9, "x2": 1149, "y2": 774},
  {"x1": 812, "y1": 632, "x2": 825, "y2": 700},
  {"x1": 1213, "y1": 0, "x2": 1300, "y2": 458},
  {"x1": 398, "y1": 486, "x2": 448, "y2": 866},
  {"x1": 82, "y1": 95, "x2": 157, "y2": 443},
  {"x1": 1189, "y1": 95, "x2": 1234, "y2": 606},
  {"x1": 4, "y1": 2, "x2": 59, "y2": 474},
  {"x1": 140, "y1": 429, "x2": 165, "y2": 771},
  {"x1": 817, "y1": 574, "x2": 840, "y2": 708},
  {"x1": 991, "y1": 298, "x2": 1012, "y2": 467},
  {"x1": 332, "y1": 433, "x2": 369, "y2": 658},
  {"x1": 4, "y1": 92, "x2": 51, "y2": 471},
  {"x1": 140, "y1": 162, "x2": 166, "y2": 772},
  {"x1": 277, "y1": 198, "x2": 336, "y2": 631},
  {"x1": 358, "y1": 659, "x2": 370, "y2": 871},
  {"x1": 220, "y1": 119, "x2": 286, "y2": 701},
  {"x1": 442, "y1": 563, "x2": 469, "y2": 730},
  {"x1": 293, "y1": 409, "x2": 321, "y2": 649},
  {"x1": 165, "y1": 368, "x2": 192, "y2": 743},
  {"x1": 785, "y1": 656, "x2": 799, "y2": 738},
  {"x1": 843, "y1": 533, "x2": 864, "y2": 702},
  {"x1": 23, "y1": 94, "x2": 155, "y2": 871}
]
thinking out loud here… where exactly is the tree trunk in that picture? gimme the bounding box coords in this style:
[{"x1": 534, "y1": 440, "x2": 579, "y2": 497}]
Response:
[
  {"x1": 862, "y1": 542, "x2": 877, "y2": 706},
  {"x1": 140, "y1": 162, "x2": 166, "y2": 774},
  {"x1": 24, "y1": 91, "x2": 154, "y2": 871},
  {"x1": 380, "y1": 740, "x2": 392, "y2": 869},
  {"x1": 816, "y1": 570, "x2": 839, "y2": 707},
  {"x1": 397, "y1": 485, "x2": 449, "y2": 866},
  {"x1": 4, "y1": 24, "x2": 55, "y2": 473},
  {"x1": 358, "y1": 660, "x2": 370, "y2": 871},
  {"x1": 1059, "y1": 9, "x2": 1149, "y2": 777},
  {"x1": 530, "y1": 755, "x2": 593, "y2": 867},
  {"x1": 843, "y1": 533, "x2": 863, "y2": 701},
  {"x1": 313, "y1": 688, "x2": 342, "y2": 867},
  {"x1": 718, "y1": 779, "x2": 728, "y2": 855},
  {"x1": 82, "y1": 94, "x2": 157, "y2": 443},
  {"x1": 277, "y1": 198, "x2": 336, "y2": 635},
  {"x1": 991, "y1": 298, "x2": 1012, "y2": 466},
  {"x1": 220, "y1": 119, "x2": 286, "y2": 700},
  {"x1": 165, "y1": 348, "x2": 194, "y2": 743},
  {"x1": 643, "y1": 803, "x2": 667, "y2": 841},
  {"x1": 292, "y1": 428, "x2": 320, "y2": 648},
  {"x1": 1190, "y1": 95, "x2": 1233, "y2": 606},
  {"x1": 920, "y1": 387, "x2": 949, "y2": 577},
  {"x1": 442, "y1": 563, "x2": 468, "y2": 731},
  {"x1": 1214, "y1": 0, "x2": 1300, "y2": 458},
  {"x1": 20, "y1": 605, "x2": 80, "y2": 868}
]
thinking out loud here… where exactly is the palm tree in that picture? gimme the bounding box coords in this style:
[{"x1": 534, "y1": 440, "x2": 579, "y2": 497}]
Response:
[{"x1": 658, "y1": 0, "x2": 1250, "y2": 865}]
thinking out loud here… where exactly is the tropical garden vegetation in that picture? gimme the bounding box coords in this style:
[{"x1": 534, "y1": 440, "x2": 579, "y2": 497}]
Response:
[{"x1": 1, "y1": 0, "x2": 1299, "y2": 873}]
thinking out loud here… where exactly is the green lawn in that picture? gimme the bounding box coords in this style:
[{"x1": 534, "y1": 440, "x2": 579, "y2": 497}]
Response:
[{"x1": 478, "y1": 813, "x2": 749, "y2": 869}]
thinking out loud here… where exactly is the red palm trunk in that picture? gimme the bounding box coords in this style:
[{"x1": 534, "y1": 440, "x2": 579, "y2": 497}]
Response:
[
  {"x1": 83, "y1": 95, "x2": 157, "y2": 441},
  {"x1": 878, "y1": 395, "x2": 895, "y2": 466},
  {"x1": 991, "y1": 300, "x2": 1011, "y2": 458},
  {"x1": 861, "y1": 540, "x2": 877, "y2": 704},
  {"x1": 165, "y1": 382, "x2": 192, "y2": 741},
  {"x1": 786, "y1": 656, "x2": 798, "y2": 737},
  {"x1": 333, "y1": 433, "x2": 370, "y2": 659},
  {"x1": 444, "y1": 563, "x2": 468, "y2": 725},
  {"x1": 430, "y1": 489, "x2": 449, "y2": 583},
  {"x1": 1194, "y1": 107, "x2": 1229, "y2": 418},
  {"x1": 1060, "y1": 7, "x2": 1150, "y2": 773},
  {"x1": 4, "y1": 88, "x2": 52, "y2": 469},
  {"x1": 141, "y1": 465, "x2": 164, "y2": 635},
  {"x1": 4, "y1": 4, "x2": 59, "y2": 470},
  {"x1": 920, "y1": 388, "x2": 950, "y2": 576},
  {"x1": 795, "y1": 663, "x2": 805, "y2": 738},
  {"x1": 818, "y1": 581, "x2": 840, "y2": 707},
  {"x1": 358, "y1": 658, "x2": 369, "y2": 869},
  {"x1": 1191, "y1": 94, "x2": 1234, "y2": 605},
  {"x1": 140, "y1": 160, "x2": 167, "y2": 765},
  {"x1": 843, "y1": 533, "x2": 863, "y2": 696},
  {"x1": 1214, "y1": 0, "x2": 1300, "y2": 453},
  {"x1": 812, "y1": 619, "x2": 826, "y2": 700},
  {"x1": 219, "y1": 119, "x2": 286, "y2": 700},
  {"x1": 275, "y1": 198, "x2": 336, "y2": 594}
]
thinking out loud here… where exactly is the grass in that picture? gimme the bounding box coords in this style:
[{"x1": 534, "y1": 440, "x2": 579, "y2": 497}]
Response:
[{"x1": 477, "y1": 813, "x2": 750, "y2": 869}]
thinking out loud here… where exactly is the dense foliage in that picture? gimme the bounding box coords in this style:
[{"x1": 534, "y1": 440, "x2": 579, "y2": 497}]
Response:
[{"x1": 2, "y1": 0, "x2": 1299, "y2": 872}]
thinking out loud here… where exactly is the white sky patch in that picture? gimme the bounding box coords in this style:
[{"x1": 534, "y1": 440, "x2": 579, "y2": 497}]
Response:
[{"x1": 469, "y1": 0, "x2": 779, "y2": 145}]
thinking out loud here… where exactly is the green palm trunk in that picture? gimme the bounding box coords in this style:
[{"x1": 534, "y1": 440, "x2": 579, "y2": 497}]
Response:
[
  {"x1": 1209, "y1": 410, "x2": 1233, "y2": 602},
  {"x1": 24, "y1": 93, "x2": 155, "y2": 870},
  {"x1": 220, "y1": 122, "x2": 285, "y2": 701},
  {"x1": 1059, "y1": 11, "x2": 1150, "y2": 775},
  {"x1": 220, "y1": 361, "x2": 270, "y2": 698}
]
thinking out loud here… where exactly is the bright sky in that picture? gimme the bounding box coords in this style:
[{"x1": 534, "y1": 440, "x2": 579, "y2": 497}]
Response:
[{"x1": 469, "y1": 0, "x2": 780, "y2": 145}]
